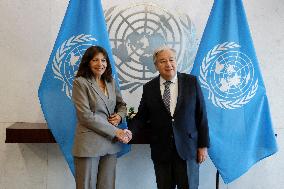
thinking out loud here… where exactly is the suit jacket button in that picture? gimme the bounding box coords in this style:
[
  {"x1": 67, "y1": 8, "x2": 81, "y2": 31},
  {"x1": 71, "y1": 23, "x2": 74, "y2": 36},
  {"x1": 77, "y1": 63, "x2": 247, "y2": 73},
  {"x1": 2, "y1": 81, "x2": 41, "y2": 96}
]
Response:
[{"x1": 171, "y1": 119, "x2": 174, "y2": 122}]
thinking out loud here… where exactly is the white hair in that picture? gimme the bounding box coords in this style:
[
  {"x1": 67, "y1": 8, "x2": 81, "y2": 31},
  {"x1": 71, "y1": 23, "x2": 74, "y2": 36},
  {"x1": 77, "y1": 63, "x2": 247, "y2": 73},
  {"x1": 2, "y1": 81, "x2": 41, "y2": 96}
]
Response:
[{"x1": 153, "y1": 46, "x2": 176, "y2": 64}]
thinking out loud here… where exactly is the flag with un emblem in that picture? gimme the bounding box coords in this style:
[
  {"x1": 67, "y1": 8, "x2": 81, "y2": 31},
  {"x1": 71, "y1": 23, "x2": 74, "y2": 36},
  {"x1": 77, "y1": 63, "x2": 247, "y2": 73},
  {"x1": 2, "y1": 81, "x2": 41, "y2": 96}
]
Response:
[
  {"x1": 38, "y1": 0, "x2": 129, "y2": 175},
  {"x1": 191, "y1": 0, "x2": 278, "y2": 184}
]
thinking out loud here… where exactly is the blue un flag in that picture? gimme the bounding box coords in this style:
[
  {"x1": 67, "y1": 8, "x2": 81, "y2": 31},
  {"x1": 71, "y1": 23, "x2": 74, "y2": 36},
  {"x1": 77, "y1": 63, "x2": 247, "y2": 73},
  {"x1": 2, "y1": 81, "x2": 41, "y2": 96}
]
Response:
[
  {"x1": 38, "y1": 0, "x2": 130, "y2": 175},
  {"x1": 191, "y1": 0, "x2": 278, "y2": 183}
]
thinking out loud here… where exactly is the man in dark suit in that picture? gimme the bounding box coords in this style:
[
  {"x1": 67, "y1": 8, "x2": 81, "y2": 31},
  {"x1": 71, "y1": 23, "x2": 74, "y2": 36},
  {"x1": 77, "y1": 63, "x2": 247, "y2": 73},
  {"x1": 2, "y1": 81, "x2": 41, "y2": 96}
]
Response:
[{"x1": 130, "y1": 46, "x2": 210, "y2": 189}]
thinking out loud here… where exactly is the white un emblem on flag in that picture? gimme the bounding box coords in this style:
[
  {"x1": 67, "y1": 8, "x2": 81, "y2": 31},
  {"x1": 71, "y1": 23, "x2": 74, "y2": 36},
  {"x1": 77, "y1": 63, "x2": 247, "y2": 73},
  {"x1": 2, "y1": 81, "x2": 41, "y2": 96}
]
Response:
[
  {"x1": 199, "y1": 42, "x2": 258, "y2": 109},
  {"x1": 52, "y1": 34, "x2": 97, "y2": 98}
]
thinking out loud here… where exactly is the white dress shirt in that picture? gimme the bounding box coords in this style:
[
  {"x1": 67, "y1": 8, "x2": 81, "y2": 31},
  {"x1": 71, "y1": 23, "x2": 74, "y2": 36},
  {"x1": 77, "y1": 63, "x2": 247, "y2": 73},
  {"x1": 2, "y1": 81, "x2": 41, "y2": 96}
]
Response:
[{"x1": 160, "y1": 74, "x2": 178, "y2": 116}]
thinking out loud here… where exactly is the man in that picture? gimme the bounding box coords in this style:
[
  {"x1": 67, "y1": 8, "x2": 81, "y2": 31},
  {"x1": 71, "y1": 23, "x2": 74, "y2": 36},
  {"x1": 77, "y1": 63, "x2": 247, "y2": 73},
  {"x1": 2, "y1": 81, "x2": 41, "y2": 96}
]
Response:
[{"x1": 130, "y1": 46, "x2": 209, "y2": 189}]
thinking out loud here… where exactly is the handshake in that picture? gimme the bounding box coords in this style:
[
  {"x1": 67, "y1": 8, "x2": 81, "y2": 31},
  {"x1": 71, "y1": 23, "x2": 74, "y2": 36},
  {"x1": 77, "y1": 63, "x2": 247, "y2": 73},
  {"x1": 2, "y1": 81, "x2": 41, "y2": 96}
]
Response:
[
  {"x1": 115, "y1": 129, "x2": 132, "y2": 144},
  {"x1": 108, "y1": 113, "x2": 132, "y2": 143}
]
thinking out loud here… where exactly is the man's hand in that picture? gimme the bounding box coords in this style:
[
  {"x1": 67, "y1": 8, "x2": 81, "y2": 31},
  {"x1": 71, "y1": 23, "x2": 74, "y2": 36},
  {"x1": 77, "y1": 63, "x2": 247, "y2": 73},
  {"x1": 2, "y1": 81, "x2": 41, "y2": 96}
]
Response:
[
  {"x1": 197, "y1": 147, "x2": 208, "y2": 164},
  {"x1": 108, "y1": 113, "x2": 122, "y2": 126},
  {"x1": 115, "y1": 129, "x2": 132, "y2": 144},
  {"x1": 123, "y1": 129, "x2": 132, "y2": 142}
]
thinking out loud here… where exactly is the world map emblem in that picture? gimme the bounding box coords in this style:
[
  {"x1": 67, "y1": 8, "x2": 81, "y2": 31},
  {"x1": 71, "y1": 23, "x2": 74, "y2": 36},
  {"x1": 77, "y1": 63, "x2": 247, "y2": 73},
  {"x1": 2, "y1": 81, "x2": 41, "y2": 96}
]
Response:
[
  {"x1": 52, "y1": 34, "x2": 97, "y2": 98},
  {"x1": 105, "y1": 3, "x2": 197, "y2": 92},
  {"x1": 199, "y1": 42, "x2": 258, "y2": 109}
]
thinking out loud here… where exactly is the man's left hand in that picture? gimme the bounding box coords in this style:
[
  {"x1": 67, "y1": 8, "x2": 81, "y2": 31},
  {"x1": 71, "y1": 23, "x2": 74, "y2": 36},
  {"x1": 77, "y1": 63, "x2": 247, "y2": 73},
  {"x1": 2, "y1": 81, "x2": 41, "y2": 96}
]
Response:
[{"x1": 197, "y1": 147, "x2": 208, "y2": 164}]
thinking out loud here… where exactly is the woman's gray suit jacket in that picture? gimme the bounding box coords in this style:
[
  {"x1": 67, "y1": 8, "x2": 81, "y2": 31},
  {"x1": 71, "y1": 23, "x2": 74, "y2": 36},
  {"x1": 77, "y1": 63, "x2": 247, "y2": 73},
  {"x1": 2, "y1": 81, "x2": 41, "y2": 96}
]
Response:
[{"x1": 72, "y1": 76, "x2": 127, "y2": 157}]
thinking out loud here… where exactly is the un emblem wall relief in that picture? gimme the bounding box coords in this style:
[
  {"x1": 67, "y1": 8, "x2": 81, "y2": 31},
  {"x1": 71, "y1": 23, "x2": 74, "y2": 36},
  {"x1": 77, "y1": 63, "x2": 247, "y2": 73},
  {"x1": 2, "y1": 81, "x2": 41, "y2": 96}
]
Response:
[{"x1": 105, "y1": 3, "x2": 198, "y2": 93}]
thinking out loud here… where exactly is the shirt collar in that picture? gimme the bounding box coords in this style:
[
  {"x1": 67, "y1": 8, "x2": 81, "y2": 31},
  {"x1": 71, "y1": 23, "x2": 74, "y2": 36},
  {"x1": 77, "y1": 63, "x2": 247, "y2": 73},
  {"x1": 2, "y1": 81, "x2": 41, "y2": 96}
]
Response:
[{"x1": 160, "y1": 74, "x2": 177, "y2": 86}]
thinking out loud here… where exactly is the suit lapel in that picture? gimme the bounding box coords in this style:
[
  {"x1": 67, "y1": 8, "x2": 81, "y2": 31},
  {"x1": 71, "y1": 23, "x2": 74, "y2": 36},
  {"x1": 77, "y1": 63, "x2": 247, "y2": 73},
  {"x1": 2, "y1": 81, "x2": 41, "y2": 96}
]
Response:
[
  {"x1": 87, "y1": 77, "x2": 112, "y2": 115},
  {"x1": 173, "y1": 73, "x2": 183, "y2": 117},
  {"x1": 105, "y1": 81, "x2": 114, "y2": 100}
]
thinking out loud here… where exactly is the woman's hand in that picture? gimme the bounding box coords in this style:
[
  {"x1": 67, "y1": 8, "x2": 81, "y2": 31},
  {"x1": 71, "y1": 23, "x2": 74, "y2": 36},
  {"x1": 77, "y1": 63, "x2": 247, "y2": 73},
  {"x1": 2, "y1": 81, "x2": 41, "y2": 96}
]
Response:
[{"x1": 108, "y1": 113, "x2": 121, "y2": 126}]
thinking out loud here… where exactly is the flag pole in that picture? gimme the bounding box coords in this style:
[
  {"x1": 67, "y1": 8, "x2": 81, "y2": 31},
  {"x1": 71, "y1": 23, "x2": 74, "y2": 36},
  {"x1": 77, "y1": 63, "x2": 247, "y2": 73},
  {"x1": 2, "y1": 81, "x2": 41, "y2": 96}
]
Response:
[{"x1": 216, "y1": 170, "x2": 219, "y2": 189}]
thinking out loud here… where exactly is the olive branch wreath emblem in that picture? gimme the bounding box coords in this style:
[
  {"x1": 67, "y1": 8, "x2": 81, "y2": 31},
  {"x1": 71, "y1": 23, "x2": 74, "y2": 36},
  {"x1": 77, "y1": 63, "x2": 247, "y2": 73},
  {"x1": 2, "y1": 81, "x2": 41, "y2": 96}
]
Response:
[
  {"x1": 51, "y1": 34, "x2": 97, "y2": 98},
  {"x1": 199, "y1": 42, "x2": 258, "y2": 109}
]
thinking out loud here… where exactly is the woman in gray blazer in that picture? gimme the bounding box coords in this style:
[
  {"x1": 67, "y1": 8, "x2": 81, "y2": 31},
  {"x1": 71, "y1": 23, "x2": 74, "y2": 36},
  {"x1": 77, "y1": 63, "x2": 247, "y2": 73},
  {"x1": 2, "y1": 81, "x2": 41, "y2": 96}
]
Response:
[{"x1": 72, "y1": 46, "x2": 131, "y2": 189}]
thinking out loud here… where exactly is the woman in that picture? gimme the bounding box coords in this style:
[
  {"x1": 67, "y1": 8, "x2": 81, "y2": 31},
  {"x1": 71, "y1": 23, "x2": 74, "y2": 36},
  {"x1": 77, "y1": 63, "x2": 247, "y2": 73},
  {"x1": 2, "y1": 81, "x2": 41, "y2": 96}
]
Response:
[{"x1": 72, "y1": 46, "x2": 130, "y2": 189}]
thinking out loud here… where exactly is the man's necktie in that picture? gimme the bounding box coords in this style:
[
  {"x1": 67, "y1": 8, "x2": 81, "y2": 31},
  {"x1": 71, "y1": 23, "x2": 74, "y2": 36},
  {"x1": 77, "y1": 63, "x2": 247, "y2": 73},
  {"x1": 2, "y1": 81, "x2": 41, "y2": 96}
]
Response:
[{"x1": 163, "y1": 81, "x2": 171, "y2": 112}]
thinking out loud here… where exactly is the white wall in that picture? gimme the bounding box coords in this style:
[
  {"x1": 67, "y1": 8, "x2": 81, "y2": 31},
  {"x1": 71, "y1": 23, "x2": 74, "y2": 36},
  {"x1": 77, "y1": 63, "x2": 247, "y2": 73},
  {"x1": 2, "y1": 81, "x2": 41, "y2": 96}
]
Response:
[{"x1": 0, "y1": 0, "x2": 283, "y2": 188}]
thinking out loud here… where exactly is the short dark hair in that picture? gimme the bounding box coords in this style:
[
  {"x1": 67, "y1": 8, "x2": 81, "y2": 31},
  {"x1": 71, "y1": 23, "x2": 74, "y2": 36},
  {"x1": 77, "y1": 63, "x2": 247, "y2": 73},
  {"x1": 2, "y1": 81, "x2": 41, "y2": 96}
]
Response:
[{"x1": 75, "y1": 46, "x2": 113, "y2": 82}]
